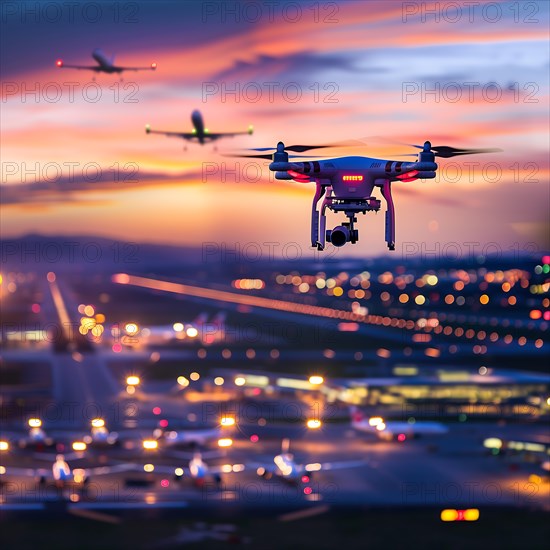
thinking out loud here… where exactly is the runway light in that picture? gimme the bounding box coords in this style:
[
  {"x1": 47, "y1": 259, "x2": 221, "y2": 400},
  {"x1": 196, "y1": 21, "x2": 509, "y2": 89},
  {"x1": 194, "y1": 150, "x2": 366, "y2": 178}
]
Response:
[
  {"x1": 220, "y1": 416, "x2": 235, "y2": 427},
  {"x1": 483, "y1": 438, "x2": 502, "y2": 449},
  {"x1": 309, "y1": 375, "x2": 324, "y2": 385},
  {"x1": 369, "y1": 417, "x2": 383, "y2": 427},
  {"x1": 441, "y1": 509, "x2": 480, "y2": 522},
  {"x1": 125, "y1": 322, "x2": 139, "y2": 335},
  {"x1": 173, "y1": 322, "x2": 184, "y2": 332},
  {"x1": 174, "y1": 468, "x2": 184, "y2": 477},
  {"x1": 376, "y1": 422, "x2": 386, "y2": 431},
  {"x1": 143, "y1": 440, "x2": 158, "y2": 450},
  {"x1": 126, "y1": 375, "x2": 140, "y2": 386},
  {"x1": 144, "y1": 463, "x2": 155, "y2": 472},
  {"x1": 307, "y1": 419, "x2": 322, "y2": 429},
  {"x1": 218, "y1": 438, "x2": 233, "y2": 448},
  {"x1": 72, "y1": 441, "x2": 87, "y2": 452},
  {"x1": 190, "y1": 372, "x2": 200, "y2": 381},
  {"x1": 235, "y1": 376, "x2": 246, "y2": 386},
  {"x1": 28, "y1": 418, "x2": 42, "y2": 428},
  {"x1": 91, "y1": 418, "x2": 105, "y2": 428},
  {"x1": 214, "y1": 377, "x2": 224, "y2": 386},
  {"x1": 0, "y1": 441, "x2": 9, "y2": 451},
  {"x1": 186, "y1": 327, "x2": 198, "y2": 338}
]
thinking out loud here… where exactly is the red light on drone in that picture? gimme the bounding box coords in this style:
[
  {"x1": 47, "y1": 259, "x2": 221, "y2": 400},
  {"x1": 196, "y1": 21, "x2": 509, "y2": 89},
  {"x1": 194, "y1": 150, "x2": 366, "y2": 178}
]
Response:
[
  {"x1": 56, "y1": 59, "x2": 63, "y2": 67},
  {"x1": 343, "y1": 175, "x2": 363, "y2": 182},
  {"x1": 288, "y1": 170, "x2": 310, "y2": 181},
  {"x1": 397, "y1": 170, "x2": 419, "y2": 180}
]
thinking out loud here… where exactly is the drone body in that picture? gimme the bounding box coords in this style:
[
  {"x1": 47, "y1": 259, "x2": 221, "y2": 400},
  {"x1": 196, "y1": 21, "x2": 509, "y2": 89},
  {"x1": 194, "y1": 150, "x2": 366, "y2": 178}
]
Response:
[{"x1": 269, "y1": 141, "x2": 438, "y2": 251}]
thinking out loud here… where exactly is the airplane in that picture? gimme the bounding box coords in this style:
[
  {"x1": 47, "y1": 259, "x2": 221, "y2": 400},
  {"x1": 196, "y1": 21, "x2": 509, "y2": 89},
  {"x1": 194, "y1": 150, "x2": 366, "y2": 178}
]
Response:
[
  {"x1": 56, "y1": 48, "x2": 157, "y2": 77},
  {"x1": 145, "y1": 110, "x2": 253, "y2": 148},
  {"x1": 147, "y1": 451, "x2": 229, "y2": 488},
  {"x1": 229, "y1": 140, "x2": 501, "y2": 250},
  {"x1": 17, "y1": 418, "x2": 55, "y2": 450},
  {"x1": 350, "y1": 407, "x2": 449, "y2": 441},
  {"x1": 153, "y1": 425, "x2": 222, "y2": 448},
  {"x1": 255, "y1": 439, "x2": 366, "y2": 487},
  {"x1": 1, "y1": 454, "x2": 135, "y2": 490}
]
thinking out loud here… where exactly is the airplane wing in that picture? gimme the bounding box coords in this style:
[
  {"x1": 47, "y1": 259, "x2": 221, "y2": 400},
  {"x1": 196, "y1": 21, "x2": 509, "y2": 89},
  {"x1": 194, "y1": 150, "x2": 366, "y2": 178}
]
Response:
[
  {"x1": 145, "y1": 126, "x2": 198, "y2": 141},
  {"x1": 57, "y1": 64, "x2": 101, "y2": 71},
  {"x1": 113, "y1": 64, "x2": 156, "y2": 72},
  {"x1": 201, "y1": 128, "x2": 254, "y2": 142}
]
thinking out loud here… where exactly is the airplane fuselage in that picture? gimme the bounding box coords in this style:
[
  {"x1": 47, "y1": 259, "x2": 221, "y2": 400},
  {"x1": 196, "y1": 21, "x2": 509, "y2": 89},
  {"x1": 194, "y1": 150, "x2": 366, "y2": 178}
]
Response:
[{"x1": 191, "y1": 110, "x2": 206, "y2": 143}]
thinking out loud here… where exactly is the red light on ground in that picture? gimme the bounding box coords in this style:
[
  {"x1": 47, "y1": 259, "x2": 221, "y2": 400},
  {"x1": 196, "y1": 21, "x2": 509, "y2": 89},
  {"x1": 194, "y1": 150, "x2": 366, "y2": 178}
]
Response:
[
  {"x1": 153, "y1": 407, "x2": 161, "y2": 415},
  {"x1": 112, "y1": 343, "x2": 122, "y2": 353},
  {"x1": 250, "y1": 434, "x2": 259, "y2": 443},
  {"x1": 543, "y1": 255, "x2": 550, "y2": 264},
  {"x1": 161, "y1": 479, "x2": 169, "y2": 487},
  {"x1": 303, "y1": 486, "x2": 313, "y2": 495},
  {"x1": 397, "y1": 433, "x2": 406, "y2": 442},
  {"x1": 56, "y1": 59, "x2": 63, "y2": 67},
  {"x1": 301, "y1": 475, "x2": 310, "y2": 483},
  {"x1": 159, "y1": 419, "x2": 168, "y2": 428},
  {"x1": 31, "y1": 303, "x2": 41, "y2": 314}
]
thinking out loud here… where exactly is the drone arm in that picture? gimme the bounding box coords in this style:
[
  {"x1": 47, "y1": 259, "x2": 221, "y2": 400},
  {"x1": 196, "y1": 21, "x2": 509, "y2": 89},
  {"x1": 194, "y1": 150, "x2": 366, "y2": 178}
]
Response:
[
  {"x1": 319, "y1": 188, "x2": 332, "y2": 250},
  {"x1": 380, "y1": 179, "x2": 395, "y2": 251}
]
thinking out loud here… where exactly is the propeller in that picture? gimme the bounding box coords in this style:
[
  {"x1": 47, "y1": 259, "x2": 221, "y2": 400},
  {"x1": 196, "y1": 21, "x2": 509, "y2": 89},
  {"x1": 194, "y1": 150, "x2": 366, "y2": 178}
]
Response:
[
  {"x1": 222, "y1": 153, "x2": 326, "y2": 160},
  {"x1": 404, "y1": 141, "x2": 502, "y2": 158}
]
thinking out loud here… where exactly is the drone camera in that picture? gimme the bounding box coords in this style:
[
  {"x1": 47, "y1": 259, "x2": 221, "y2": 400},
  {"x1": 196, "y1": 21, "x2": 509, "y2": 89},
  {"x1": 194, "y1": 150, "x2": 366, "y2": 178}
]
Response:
[{"x1": 327, "y1": 225, "x2": 358, "y2": 247}]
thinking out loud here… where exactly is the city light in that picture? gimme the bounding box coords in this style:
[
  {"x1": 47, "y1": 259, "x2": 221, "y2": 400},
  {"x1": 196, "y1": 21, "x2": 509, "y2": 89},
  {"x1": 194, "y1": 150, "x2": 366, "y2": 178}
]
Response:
[
  {"x1": 307, "y1": 419, "x2": 322, "y2": 429},
  {"x1": 72, "y1": 441, "x2": 87, "y2": 452},
  {"x1": 126, "y1": 375, "x2": 140, "y2": 386},
  {"x1": 309, "y1": 375, "x2": 324, "y2": 385},
  {"x1": 143, "y1": 440, "x2": 159, "y2": 450},
  {"x1": 218, "y1": 438, "x2": 233, "y2": 447}
]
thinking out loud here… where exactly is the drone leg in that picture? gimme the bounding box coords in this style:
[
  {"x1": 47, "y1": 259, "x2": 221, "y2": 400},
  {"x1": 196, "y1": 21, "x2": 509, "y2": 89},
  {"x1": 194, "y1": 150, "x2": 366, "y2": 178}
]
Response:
[
  {"x1": 319, "y1": 189, "x2": 332, "y2": 250},
  {"x1": 381, "y1": 180, "x2": 395, "y2": 251},
  {"x1": 311, "y1": 183, "x2": 325, "y2": 249}
]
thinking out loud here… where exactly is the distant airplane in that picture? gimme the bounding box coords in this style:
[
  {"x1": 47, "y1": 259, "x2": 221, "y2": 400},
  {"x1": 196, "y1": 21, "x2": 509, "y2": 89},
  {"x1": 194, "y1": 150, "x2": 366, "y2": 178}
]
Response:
[
  {"x1": 153, "y1": 425, "x2": 221, "y2": 448},
  {"x1": 350, "y1": 407, "x2": 449, "y2": 441},
  {"x1": 145, "y1": 110, "x2": 253, "y2": 146},
  {"x1": 255, "y1": 438, "x2": 366, "y2": 485},
  {"x1": 151, "y1": 450, "x2": 227, "y2": 488},
  {"x1": 2, "y1": 454, "x2": 135, "y2": 490},
  {"x1": 56, "y1": 48, "x2": 157, "y2": 75}
]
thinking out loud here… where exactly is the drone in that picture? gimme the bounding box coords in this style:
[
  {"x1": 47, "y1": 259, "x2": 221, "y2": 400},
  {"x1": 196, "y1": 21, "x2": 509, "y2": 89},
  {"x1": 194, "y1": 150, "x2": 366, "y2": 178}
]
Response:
[{"x1": 232, "y1": 141, "x2": 500, "y2": 251}]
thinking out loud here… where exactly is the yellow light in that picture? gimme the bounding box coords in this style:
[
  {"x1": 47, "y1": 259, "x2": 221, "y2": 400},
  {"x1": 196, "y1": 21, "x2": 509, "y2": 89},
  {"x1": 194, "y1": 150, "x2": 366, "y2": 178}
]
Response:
[
  {"x1": 173, "y1": 322, "x2": 184, "y2": 332},
  {"x1": 175, "y1": 467, "x2": 184, "y2": 476},
  {"x1": 220, "y1": 416, "x2": 235, "y2": 427},
  {"x1": 426, "y1": 275, "x2": 438, "y2": 286},
  {"x1": 307, "y1": 419, "x2": 322, "y2": 429},
  {"x1": 126, "y1": 375, "x2": 140, "y2": 386},
  {"x1": 333, "y1": 287, "x2": 343, "y2": 297},
  {"x1": 28, "y1": 418, "x2": 42, "y2": 428},
  {"x1": 84, "y1": 305, "x2": 95, "y2": 317},
  {"x1": 190, "y1": 372, "x2": 200, "y2": 381},
  {"x1": 125, "y1": 322, "x2": 139, "y2": 335},
  {"x1": 529, "y1": 474, "x2": 542, "y2": 485},
  {"x1": 143, "y1": 440, "x2": 158, "y2": 450},
  {"x1": 415, "y1": 295, "x2": 426, "y2": 305},
  {"x1": 72, "y1": 441, "x2": 87, "y2": 452},
  {"x1": 235, "y1": 376, "x2": 246, "y2": 386},
  {"x1": 463, "y1": 509, "x2": 480, "y2": 521},
  {"x1": 218, "y1": 438, "x2": 233, "y2": 447},
  {"x1": 186, "y1": 327, "x2": 199, "y2": 338},
  {"x1": 91, "y1": 418, "x2": 105, "y2": 428},
  {"x1": 441, "y1": 509, "x2": 459, "y2": 522},
  {"x1": 480, "y1": 294, "x2": 489, "y2": 305},
  {"x1": 376, "y1": 422, "x2": 386, "y2": 431},
  {"x1": 309, "y1": 375, "x2": 324, "y2": 385},
  {"x1": 0, "y1": 441, "x2": 9, "y2": 451},
  {"x1": 143, "y1": 463, "x2": 155, "y2": 472},
  {"x1": 73, "y1": 468, "x2": 86, "y2": 484},
  {"x1": 177, "y1": 376, "x2": 189, "y2": 387},
  {"x1": 95, "y1": 313, "x2": 105, "y2": 323},
  {"x1": 214, "y1": 376, "x2": 224, "y2": 386},
  {"x1": 126, "y1": 385, "x2": 136, "y2": 395},
  {"x1": 0, "y1": 466, "x2": 6, "y2": 474},
  {"x1": 483, "y1": 437, "x2": 502, "y2": 449},
  {"x1": 368, "y1": 417, "x2": 383, "y2": 427}
]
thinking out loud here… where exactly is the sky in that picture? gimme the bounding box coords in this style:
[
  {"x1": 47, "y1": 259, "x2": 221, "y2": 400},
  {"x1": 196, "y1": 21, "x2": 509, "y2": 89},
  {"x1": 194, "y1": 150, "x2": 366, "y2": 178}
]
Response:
[{"x1": 1, "y1": 0, "x2": 549, "y2": 257}]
